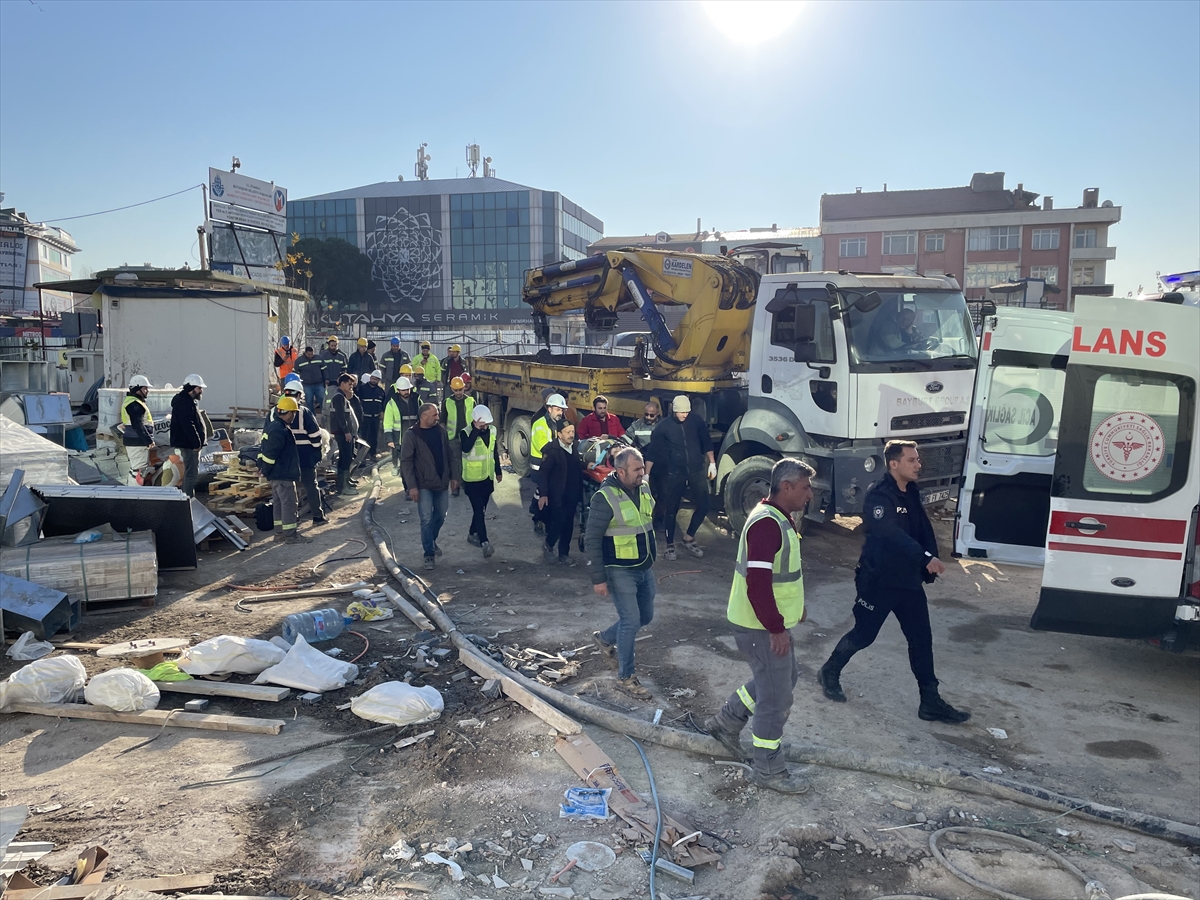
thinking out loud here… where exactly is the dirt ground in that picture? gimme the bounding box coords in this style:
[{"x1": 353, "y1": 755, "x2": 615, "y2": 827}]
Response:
[{"x1": 2, "y1": 468, "x2": 1198, "y2": 900}]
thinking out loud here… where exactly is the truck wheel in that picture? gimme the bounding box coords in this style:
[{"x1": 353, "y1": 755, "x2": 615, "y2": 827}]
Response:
[
  {"x1": 506, "y1": 414, "x2": 533, "y2": 477},
  {"x1": 723, "y1": 455, "x2": 776, "y2": 535}
]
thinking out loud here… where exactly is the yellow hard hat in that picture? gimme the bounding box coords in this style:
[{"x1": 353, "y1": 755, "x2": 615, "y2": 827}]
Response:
[
  {"x1": 399, "y1": 363, "x2": 414, "y2": 376},
  {"x1": 420, "y1": 340, "x2": 431, "y2": 349},
  {"x1": 357, "y1": 337, "x2": 368, "y2": 346},
  {"x1": 413, "y1": 364, "x2": 425, "y2": 374},
  {"x1": 450, "y1": 376, "x2": 465, "y2": 390},
  {"x1": 449, "y1": 344, "x2": 462, "y2": 353},
  {"x1": 327, "y1": 335, "x2": 339, "y2": 343},
  {"x1": 276, "y1": 396, "x2": 300, "y2": 412}
]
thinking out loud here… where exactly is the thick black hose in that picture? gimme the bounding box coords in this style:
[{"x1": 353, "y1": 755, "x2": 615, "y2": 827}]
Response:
[{"x1": 361, "y1": 480, "x2": 1200, "y2": 847}]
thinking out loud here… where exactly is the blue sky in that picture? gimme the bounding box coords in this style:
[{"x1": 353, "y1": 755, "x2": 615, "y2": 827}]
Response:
[{"x1": 2, "y1": 0, "x2": 1197, "y2": 296}]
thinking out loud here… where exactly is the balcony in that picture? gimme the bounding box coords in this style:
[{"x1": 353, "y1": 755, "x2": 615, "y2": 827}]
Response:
[
  {"x1": 1070, "y1": 245, "x2": 1117, "y2": 261},
  {"x1": 1072, "y1": 284, "x2": 1115, "y2": 297}
]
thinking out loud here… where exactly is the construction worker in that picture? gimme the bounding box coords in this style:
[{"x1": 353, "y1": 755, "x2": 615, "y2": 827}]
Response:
[
  {"x1": 817, "y1": 440, "x2": 971, "y2": 725},
  {"x1": 417, "y1": 340, "x2": 441, "y2": 385},
  {"x1": 380, "y1": 336, "x2": 410, "y2": 385},
  {"x1": 170, "y1": 374, "x2": 207, "y2": 498},
  {"x1": 528, "y1": 393, "x2": 567, "y2": 534},
  {"x1": 704, "y1": 458, "x2": 814, "y2": 794},
  {"x1": 358, "y1": 369, "x2": 386, "y2": 457},
  {"x1": 586, "y1": 446, "x2": 657, "y2": 701},
  {"x1": 383, "y1": 376, "x2": 416, "y2": 479},
  {"x1": 330, "y1": 373, "x2": 364, "y2": 495},
  {"x1": 257, "y1": 396, "x2": 311, "y2": 544},
  {"x1": 412, "y1": 364, "x2": 437, "y2": 407},
  {"x1": 441, "y1": 375, "x2": 475, "y2": 497},
  {"x1": 120, "y1": 375, "x2": 156, "y2": 485},
  {"x1": 273, "y1": 336, "x2": 298, "y2": 383},
  {"x1": 320, "y1": 336, "x2": 349, "y2": 395},
  {"x1": 347, "y1": 337, "x2": 376, "y2": 380},
  {"x1": 268, "y1": 380, "x2": 327, "y2": 524},
  {"x1": 460, "y1": 405, "x2": 501, "y2": 559},
  {"x1": 461, "y1": 371, "x2": 474, "y2": 397},
  {"x1": 295, "y1": 346, "x2": 326, "y2": 413},
  {"x1": 441, "y1": 343, "x2": 466, "y2": 388}
]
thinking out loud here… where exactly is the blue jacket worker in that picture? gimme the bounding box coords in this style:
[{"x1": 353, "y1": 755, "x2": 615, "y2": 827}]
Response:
[
  {"x1": 257, "y1": 396, "x2": 311, "y2": 544},
  {"x1": 818, "y1": 440, "x2": 969, "y2": 724}
]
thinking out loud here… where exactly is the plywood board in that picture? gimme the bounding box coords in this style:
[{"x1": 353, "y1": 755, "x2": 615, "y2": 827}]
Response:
[
  {"x1": 7, "y1": 703, "x2": 284, "y2": 735},
  {"x1": 159, "y1": 681, "x2": 290, "y2": 702}
]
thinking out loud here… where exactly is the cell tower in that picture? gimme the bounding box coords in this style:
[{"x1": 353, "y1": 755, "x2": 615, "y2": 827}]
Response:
[
  {"x1": 483, "y1": 156, "x2": 496, "y2": 178},
  {"x1": 414, "y1": 143, "x2": 431, "y2": 181},
  {"x1": 465, "y1": 143, "x2": 481, "y2": 178}
]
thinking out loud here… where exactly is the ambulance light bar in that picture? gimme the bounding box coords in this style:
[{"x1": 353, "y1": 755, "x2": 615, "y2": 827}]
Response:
[{"x1": 1160, "y1": 270, "x2": 1200, "y2": 289}]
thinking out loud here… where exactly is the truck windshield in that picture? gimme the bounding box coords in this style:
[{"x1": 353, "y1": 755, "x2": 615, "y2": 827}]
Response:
[{"x1": 842, "y1": 290, "x2": 978, "y2": 365}]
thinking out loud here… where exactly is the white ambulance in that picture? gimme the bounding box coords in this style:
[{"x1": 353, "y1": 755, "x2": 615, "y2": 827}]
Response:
[{"x1": 954, "y1": 272, "x2": 1199, "y2": 645}]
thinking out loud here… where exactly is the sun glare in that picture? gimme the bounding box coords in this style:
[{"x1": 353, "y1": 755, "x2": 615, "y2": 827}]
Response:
[{"x1": 701, "y1": 0, "x2": 804, "y2": 45}]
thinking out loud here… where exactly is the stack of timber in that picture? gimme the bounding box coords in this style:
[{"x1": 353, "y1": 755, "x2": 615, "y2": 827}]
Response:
[
  {"x1": 0, "y1": 531, "x2": 158, "y2": 609},
  {"x1": 206, "y1": 455, "x2": 270, "y2": 514}
]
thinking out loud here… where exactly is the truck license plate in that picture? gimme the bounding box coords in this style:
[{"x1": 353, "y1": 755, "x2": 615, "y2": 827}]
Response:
[{"x1": 922, "y1": 489, "x2": 951, "y2": 505}]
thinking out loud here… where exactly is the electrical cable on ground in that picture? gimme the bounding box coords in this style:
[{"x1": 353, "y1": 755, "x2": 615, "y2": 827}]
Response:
[
  {"x1": 347, "y1": 630, "x2": 370, "y2": 663},
  {"x1": 360, "y1": 478, "x2": 1200, "y2": 849},
  {"x1": 627, "y1": 735, "x2": 661, "y2": 900}
]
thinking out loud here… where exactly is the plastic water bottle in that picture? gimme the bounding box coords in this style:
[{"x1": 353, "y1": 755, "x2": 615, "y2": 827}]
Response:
[{"x1": 281, "y1": 608, "x2": 352, "y2": 644}]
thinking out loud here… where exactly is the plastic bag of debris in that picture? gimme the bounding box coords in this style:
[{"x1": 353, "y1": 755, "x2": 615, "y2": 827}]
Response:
[
  {"x1": 253, "y1": 635, "x2": 358, "y2": 692},
  {"x1": 6, "y1": 632, "x2": 55, "y2": 661},
  {"x1": 0, "y1": 654, "x2": 87, "y2": 711},
  {"x1": 177, "y1": 635, "x2": 286, "y2": 676},
  {"x1": 559, "y1": 786, "x2": 612, "y2": 820},
  {"x1": 350, "y1": 682, "x2": 443, "y2": 726},
  {"x1": 84, "y1": 668, "x2": 160, "y2": 711}
]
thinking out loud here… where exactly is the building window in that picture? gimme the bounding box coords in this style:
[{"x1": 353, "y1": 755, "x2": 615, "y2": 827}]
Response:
[
  {"x1": 968, "y1": 226, "x2": 1021, "y2": 252},
  {"x1": 924, "y1": 233, "x2": 944, "y2": 252},
  {"x1": 1072, "y1": 265, "x2": 1096, "y2": 286},
  {"x1": 881, "y1": 231, "x2": 916, "y2": 255},
  {"x1": 964, "y1": 262, "x2": 1020, "y2": 289},
  {"x1": 1030, "y1": 265, "x2": 1059, "y2": 285},
  {"x1": 839, "y1": 237, "x2": 867, "y2": 258},
  {"x1": 1074, "y1": 228, "x2": 1097, "y2": 249},
  {"x1": 1032, "y1": 228, "x2": 1060, "y2": 251}
]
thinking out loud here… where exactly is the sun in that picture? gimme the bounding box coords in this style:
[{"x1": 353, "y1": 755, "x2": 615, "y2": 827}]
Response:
[{"x1": 701, "y1": 0, "x2": 804, "y2": 45}]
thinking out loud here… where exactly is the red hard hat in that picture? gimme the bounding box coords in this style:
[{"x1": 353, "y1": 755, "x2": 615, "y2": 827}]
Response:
[{"x1": 461, "y1": 372, "x2": 472, "y2": 384}]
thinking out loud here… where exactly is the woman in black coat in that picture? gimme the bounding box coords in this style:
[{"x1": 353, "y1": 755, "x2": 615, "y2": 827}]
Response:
[{"x1": 535, "y1": 419, "x2": 584, "y2": 565}]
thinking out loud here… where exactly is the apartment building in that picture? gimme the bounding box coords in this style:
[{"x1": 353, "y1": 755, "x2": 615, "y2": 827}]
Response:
[{"x1": 819, "y1": 173, "x2": 1121, "y2": 310}]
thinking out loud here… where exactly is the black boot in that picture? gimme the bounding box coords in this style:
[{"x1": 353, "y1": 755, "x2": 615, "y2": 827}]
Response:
[
  {"x1": 818, "y1": 636, "x2": 855, "y2": 702},
  {"x1": 918, "y1": 684, "x2": 970, "y2": 724},
  {"x1": 335, "y1": 469, "x2": 347, "y2": 495}
]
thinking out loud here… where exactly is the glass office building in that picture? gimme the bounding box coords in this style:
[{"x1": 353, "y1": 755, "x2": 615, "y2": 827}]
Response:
[{"x1": 287, "y1": 177, "x2": 602, "y2": 327}]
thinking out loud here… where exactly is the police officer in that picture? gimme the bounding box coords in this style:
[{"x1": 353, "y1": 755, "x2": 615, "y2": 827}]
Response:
[
  {"x1": 528, "y1": 393, "x2": 567, "y2": 533},
  {"x1": 705, "y1": 459, "x2": 814, "y2": 794},
  {"x1": 818, "y1": 440, "x2": 970, "y2": 724},
  {"x1": 120, "y1": 375, "x2": 156, "y2": 485},
  {"x1": 441, "y1": 375, "x2": 475, "y2": 496}
]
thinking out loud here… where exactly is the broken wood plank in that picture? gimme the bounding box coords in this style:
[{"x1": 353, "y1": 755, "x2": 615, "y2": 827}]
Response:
[
  {"x1": 4, "y1": 873, "x2": 216, "y2": 900},
  {"x1": 241, "y1": 581, "x2": 370, "y2": 602},
  {"x1": 7, "y1": 703, "x2": 284, "y2": 735},
  {"x1": 158, "y1": 681, "x2": 291, "y2": 702},
  {"x1": 377, "y1": 583, "x2": 434, "y2": 631},
  {"x1": 458, "y1": 652, "x2": 581, "y2": 735}
]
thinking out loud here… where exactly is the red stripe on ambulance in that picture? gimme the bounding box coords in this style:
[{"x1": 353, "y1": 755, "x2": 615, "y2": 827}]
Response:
[{"x1": 1048, "y1": 511, "x2": 1187, "y2": 545}]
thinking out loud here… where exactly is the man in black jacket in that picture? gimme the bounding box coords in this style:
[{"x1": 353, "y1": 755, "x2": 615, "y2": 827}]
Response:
[
  {"x1": 320, "y1": 336, "x2": 349, "y2": 394},
  {"x1": 379, "y1": 336, "x2": 410, "y2": 385},
  {"x1": 818, "y1": 440, "x2": 969, "y2": 724},
  {"x1": 357, "y1": 370, "x2": 386, "y2": 458},
  {"x1": 400, "y1": 403, "x2": 461, "y2": 570},
  {"x1": 295, "y1": 346, "x2": 326, "y2": 413},
  {"x1": 536, "y1": 419, "x2": 584, "y2": 566},
  {"x1": 257, "y1": 396, "x2": 311, "y2": 544},
  {"x1": 347, "y1": 337, "x2": 376, "y2": 380},
  {"x1": 644, "y1": 395, "x2": 714, "y2": 561},
  {"x1": 330, "y1": 373, "x2": 365, "y2": 495},
  {"x1": 169, "y1": 373, "x2": 207, "y2": 497}
]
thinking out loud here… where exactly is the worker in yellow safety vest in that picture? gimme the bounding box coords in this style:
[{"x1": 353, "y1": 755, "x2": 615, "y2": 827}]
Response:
[
  {"x1": 704, "y1": 457, "x2": 815, "y2": 795},
  {"x1": 441, "y1": 375, "x2": 475, "y2": 497},
  {"x1": 120, "y1": 375, "x2": 156, "y2": 485},
  {"x1": 527, "y1": 392, "x2": 567, "y2": 534},
  {"x1": 460, "y1": 404, "x2": 501, "y2": 559}
]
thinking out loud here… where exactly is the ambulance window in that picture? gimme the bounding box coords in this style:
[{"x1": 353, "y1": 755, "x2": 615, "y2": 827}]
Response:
[
  {"x1": 1053, "y1": 366, "x2": 1195, "y2": 503},
  {"x1": 982, "y1": 366, "x2": 1065, "y2": 456}
]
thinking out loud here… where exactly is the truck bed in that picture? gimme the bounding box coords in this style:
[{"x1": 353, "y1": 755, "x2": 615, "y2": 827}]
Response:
[{"x1": 472, "y1": 353, "x2": 648, "y2": 417}]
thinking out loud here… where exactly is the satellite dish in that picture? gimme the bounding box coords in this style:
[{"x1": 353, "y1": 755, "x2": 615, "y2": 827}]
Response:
[
  {"x1": 1101, "y1": 199, "x2": 1114, "y2": 208},
  {"x1": 655, "y1": 231, "x2": 671, "y2": 244}
]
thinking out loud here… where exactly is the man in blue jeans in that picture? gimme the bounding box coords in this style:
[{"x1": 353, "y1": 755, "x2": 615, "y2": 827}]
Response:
[
  {"x1": 399, "y1": 402, "x2": 460, "y2": 570},
  {"x1": 585, "y1": 447, "x2": 657, "y2": 700}
]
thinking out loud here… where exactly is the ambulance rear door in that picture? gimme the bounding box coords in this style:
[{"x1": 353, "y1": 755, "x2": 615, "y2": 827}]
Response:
[
  {"x1": 1031, "y1": 297, "x2": 1199, "y2": 637},
  {"x1": 954, "y1": 308, "x2": 1073, "y2": 565}
]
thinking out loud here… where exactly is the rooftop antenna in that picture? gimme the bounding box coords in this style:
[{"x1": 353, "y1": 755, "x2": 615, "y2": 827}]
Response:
[
  {"x1": 230, "y1": 156, "x2": 241, "y2": 173},
  {"x1": 483, "y1": 155, "x2": 495, "y2": 178},
  {"x1": 466, "y1": 143, "x2": 480, "y2": 177},
  {"x1": 415, "y1": 143, "x2": 431, "y2": 181}
]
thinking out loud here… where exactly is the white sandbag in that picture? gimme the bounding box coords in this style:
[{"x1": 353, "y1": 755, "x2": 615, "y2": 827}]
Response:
[
  {"x1": 350, "y1": 682, "x2": 443, "y2": 727},
  {"x1": 0, "y1": 654, "x2": 87, "y2": 711},
  {"x1": 84, "y1": 668, "x2": 160, "y2": 711},
  {"x1": 253, "y1": 635, "x2": 358, "y2": 693},
  {"x1": 176, "y1": 635, "x2": 286, "y2": 676},
  {"x1": 6, "y1": 632, "x2": 55, "y2": 661}
]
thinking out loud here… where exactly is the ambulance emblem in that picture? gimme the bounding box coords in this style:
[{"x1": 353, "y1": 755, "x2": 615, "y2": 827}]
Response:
[{"x1": 1090, "y1": 412, "x2": 1165, "y2": 482}]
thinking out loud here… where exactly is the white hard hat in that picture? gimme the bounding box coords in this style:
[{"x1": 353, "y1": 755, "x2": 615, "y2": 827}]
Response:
[
  {"x1": 128, "y1": 375, "x2": 152, "y2": 389},
  {"x1": 546, "y1": 393, "x2": 567, "y2": 409},
  {"x1": 673, "y1": 395, "x2": 691, "y2": 413},
  {"x1": 395, "y1": 376, "x2": 413, "y2": 390},
  {"x1": 184, "y1": 373, "x2": 207, "y2": 388},
  {"x1": 473, "y1": 405, "x2": 494, "y2": 425},
  {"x1": 285, "y1": 383, "x2": 305, "y2": 397},
  {"x1": 370, "y1": 369, "x2": 383, "y2": 380},
  {"x1": 360, "y1": 373, "x2": 371, "y2": 384}
]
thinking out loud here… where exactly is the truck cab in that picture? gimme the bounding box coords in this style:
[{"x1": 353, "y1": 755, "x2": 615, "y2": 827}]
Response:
[
  {"x1": 955, "y1": 281, "x2": 1200, "y2": 642},
  {"x1": 719, "y1": 271, "x2": 978, "y2": 529}
]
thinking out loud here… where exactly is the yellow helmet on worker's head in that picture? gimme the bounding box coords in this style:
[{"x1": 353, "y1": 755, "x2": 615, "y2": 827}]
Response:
[
  {"x1": 276, "y1": 396, "x2": 300, "y2": 413},
  {"x1": 399, "y1": 363, "x2": 414, "y2": 376},
  {"x1": 327, "y1": 335, "x2": 339, "y2": 343},
  {"x1": 413, "y1": 364, "x2": 425, "y2": 374},
  {"x1": 449, "y1": 344, "x2": 462, "y2": 353},
  {"x1": 450, "y1": 376, "x2": 465, "y2": 391}
]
